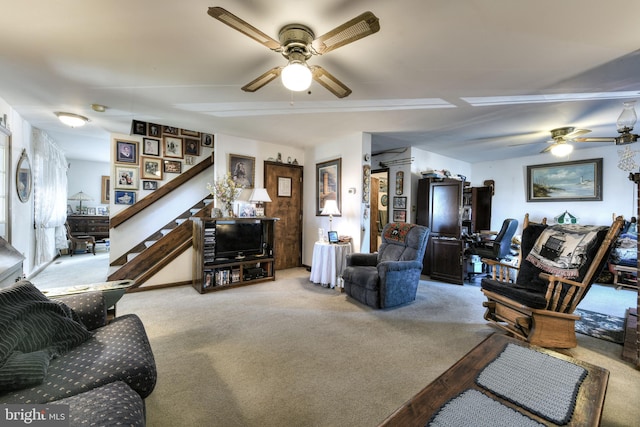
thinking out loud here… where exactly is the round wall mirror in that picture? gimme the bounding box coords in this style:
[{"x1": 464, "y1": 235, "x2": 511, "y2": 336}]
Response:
[{"x1": 16, "y1": 149, "x2": 32, "y2": 203}]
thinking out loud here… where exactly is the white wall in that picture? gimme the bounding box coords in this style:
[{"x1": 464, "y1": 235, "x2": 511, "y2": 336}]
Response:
[
  {"x1": 303, "y1": 133, "x2": 369, "y2": 265},
  {"x1": 67, "y1": 159, "x2": 109, "y2": 213},
  {"x1": 0, "y1": 96, "x2": 38, "y2": 275},
  {"x1": 471, "y1": 144, "x2": 635, "y2": 234}
]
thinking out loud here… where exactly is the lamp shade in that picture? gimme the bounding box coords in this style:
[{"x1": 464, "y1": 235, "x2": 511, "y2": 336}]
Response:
[
  {"x1": 617, "y1": 100, "x2": 637, "y2": 132},
  {"x1": 68, "y1": 191, "x2": 93, "y2": 201},
  {"x1": 321, "y1": 199, "x2": 340, "y2": 216},
  {"x1": 249, "y1": 188, "x2": 272, "y2": 203}
]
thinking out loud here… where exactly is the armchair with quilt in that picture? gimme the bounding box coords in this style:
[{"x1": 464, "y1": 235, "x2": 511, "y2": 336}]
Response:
[
  {"x1": 342, "y1": 222, "x2": 429, "y2": 309},
  {"x1": 480, "y1": 214, "x2": 624, "y2": 348}
]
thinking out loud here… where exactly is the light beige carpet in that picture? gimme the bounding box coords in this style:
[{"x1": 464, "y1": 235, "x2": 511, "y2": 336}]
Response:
[{"x1": 110, "y1": 268, "x2": 640, "y2": 427}]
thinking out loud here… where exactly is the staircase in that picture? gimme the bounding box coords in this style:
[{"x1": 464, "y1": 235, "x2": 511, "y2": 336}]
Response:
[{"x1": 107, "y1": 155, "x2": 214, "y2": 288}]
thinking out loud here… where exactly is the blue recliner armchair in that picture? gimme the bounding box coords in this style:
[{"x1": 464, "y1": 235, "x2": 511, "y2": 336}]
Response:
[{"x1": 342, "y1": 222, "x2": 430, "y2": 309}]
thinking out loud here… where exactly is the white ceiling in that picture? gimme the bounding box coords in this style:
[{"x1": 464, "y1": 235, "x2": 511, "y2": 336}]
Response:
[{"x1": 1, "y1": 0, "x2": 639, "y2": 163}]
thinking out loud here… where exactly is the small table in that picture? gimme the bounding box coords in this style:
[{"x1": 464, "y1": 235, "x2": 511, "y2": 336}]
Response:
[
  {"x1": 310, "y1": 241, "x2": 352, "y2": 289},
  {"x1": 378, "y1": 333, "x2": 608, "y2": 427},
  {"x1": 41, "y1": 280, "x2": 134, "y2": 318}
]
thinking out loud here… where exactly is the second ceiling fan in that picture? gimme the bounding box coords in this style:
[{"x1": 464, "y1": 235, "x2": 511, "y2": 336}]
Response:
[{"x1": 207, "y1": 7, "x2": 380, "y2": 98}]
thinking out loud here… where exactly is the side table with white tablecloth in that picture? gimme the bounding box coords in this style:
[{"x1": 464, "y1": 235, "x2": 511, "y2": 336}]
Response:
[{"x1": 310, "y1": 241, "x2": 352, "y2": 289}]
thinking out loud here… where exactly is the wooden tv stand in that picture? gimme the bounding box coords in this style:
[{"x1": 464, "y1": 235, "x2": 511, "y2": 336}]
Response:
[{"x1": 191, "y1": 217, "x2": 277, "y2": 294}]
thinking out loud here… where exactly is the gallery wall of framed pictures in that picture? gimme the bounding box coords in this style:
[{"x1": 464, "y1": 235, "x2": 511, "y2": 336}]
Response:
[{"x1": 113, "y1": 120, "x2": 215, "y2": 205}]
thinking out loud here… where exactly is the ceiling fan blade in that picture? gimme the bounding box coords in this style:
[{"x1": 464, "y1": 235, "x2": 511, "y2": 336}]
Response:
[
  {"x1": 311, "y1": 66, "x2": 352, "y2": 98},
  {"x1": 311, "y1": 11, "x2": 380, "y2": 55},
  {"x1": 241, "y1": 67, "x2": 282, "y2": 92},
  {"x1": 540, "y1": 144, "x2": 556, "y2": 153},
  {"x1": 208, "y1": 7, "x2": 281, "y2": 51},
  {"x1": 575, "y1": 137, "x2": 617, "y2": 142},
  {"x1": 564, "y1": 128, "x2": 591, "y2": 140}
]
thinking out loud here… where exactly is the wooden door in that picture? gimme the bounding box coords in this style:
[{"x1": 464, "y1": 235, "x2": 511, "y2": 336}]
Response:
[
  {"x1": 264, "y1": 161, "x2": 303, "y2": 270},
  {"x1": 370, "y1": 177, "x2": 379, "y2": 252}
]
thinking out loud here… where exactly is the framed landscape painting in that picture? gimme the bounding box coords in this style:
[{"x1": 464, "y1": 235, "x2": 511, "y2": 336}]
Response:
[
  {"x1": 526, "y1": 158, "x2": 603, "y2": 202},
  {"x1": 316, "y1": 158, "x2": 341, "y2": 216}
]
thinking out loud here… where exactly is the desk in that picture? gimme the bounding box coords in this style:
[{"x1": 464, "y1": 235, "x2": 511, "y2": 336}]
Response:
[
  {"x1": 310, "y1": 242, "x2": 352, "y2": 289},
  {"x1": 42, "y1": 280, "x2": 134, "y2": 318},
  {"x1": 378, "y1": 333, "x2": 608, "y2": 427}
]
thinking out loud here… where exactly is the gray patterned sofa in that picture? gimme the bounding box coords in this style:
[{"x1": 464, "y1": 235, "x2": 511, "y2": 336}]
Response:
[{"x1": 0, "y1": 281, "x2": 157, "y2": 426}]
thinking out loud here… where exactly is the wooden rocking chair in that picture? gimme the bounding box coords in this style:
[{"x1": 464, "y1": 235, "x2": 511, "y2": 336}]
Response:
[{"x1": 480, "y1": 214, "x2": 624, "y2": 348}]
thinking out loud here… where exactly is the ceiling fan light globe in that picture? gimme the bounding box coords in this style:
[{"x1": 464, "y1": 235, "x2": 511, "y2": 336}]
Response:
[
  {"x1": 281, "y1": 62, "x2": 312, "y2": 91},
  {"x1": 550, "y1": 143, "x2": 573, "y2": 156}
]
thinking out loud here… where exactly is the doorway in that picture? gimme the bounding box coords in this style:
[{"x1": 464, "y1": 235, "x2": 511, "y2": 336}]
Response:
[
  {"x1": 264, "y1": 161, "x2": 303, "y2": 270},
  {"x1": 370, "y1": 168, "x2": 389, "y2": 252}
]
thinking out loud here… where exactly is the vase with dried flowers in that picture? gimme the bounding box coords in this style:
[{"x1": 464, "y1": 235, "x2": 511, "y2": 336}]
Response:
[{"x1": 207, "y1": 173, "x2": 244, "y2": 217}]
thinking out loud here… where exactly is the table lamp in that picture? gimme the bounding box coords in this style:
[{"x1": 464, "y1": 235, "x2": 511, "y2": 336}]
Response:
[
  {"x1": 68, "y1": 191, "x2": 93, "y2": 214},
  {"x1": 249, "y1": 188, "x2": 272, "y2": 217},
  {"x1": 321, "y1": 199, "x2": 340, "y2": 231}
]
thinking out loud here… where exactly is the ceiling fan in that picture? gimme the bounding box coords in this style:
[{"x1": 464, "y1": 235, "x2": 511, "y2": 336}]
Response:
[
  {"x1": 207, "y1": 7, "x2": 380, "y2": 98},
  {"x1": 542, "y1": 127, "x2": 593, "y2": 156}
]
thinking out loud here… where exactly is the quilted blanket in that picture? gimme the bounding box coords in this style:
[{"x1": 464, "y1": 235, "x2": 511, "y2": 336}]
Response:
[
  {"x1": 0, "y1": 281, "x2": 92, "y2": 391},
  {"x1": 525, "y1": 224, "x2": 607, "y2": 279}
]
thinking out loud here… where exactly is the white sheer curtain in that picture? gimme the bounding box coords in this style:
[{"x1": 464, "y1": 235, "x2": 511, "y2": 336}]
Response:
[{"x1": 33, "y1": 129, "x2": 68, "y2": 266}]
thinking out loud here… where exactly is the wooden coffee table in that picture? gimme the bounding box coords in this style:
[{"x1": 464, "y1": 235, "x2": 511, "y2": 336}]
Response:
[{"x1": 378, "y1": 333, "x2": 608, "y2": 427}]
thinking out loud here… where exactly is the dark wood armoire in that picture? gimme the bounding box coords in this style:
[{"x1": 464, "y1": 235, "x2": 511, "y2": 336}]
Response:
[{"x1": 416, "y1": 178, "x2": 492, "y2": 284}]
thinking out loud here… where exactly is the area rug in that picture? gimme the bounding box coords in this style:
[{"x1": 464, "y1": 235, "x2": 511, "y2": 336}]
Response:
[{"x1": 575, "y1": 308, "x2": 625, "y2": 344}]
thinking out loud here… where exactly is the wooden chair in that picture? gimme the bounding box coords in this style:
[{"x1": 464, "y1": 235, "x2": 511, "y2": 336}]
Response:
[
  {"x1": 480, "y1": 214, "x2": 624, "y2": 348},
  {"x1": 65, "y1": 222, "x2": 96, "y2": 256}
]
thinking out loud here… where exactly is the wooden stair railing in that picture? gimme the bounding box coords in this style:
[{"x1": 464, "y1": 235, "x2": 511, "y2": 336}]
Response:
[
  {"x1": 107, "y1": 218, "x2": 193, "y2": 284},
  {"x1": 110, "y1": 197, "x2": 212, "y2": 267},
  {"x1": 110, "y1": 153, "x2": 214, "y2": 229}
]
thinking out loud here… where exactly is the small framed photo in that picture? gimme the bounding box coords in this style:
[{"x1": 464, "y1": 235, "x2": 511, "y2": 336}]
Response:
[
  {"x1": 131, "y1": 120, "x2": 147, "y2": 136},
  {"x1": 87, "y1": 207, "x2": 97, "y2": 215},
  {"x1": 238, "y1": 203, "x2": 256, "y2": 217},
  {"x1": 143, "y1": 180, "x2": 158, "y2": 190},
  {"x1": 148, "y1": 123, "x2": 162, "y2": 137},
  {"x1": 185, "y1": 155, "x2": 195, "y2": 165},
  {"x1": 184, "y1": 138, "x2": 200, "y2": 156},
  {"x1": 114, "y1": 190, "x2": 136, "y2": 205},
  {"x1": 393, "y1": 210, "x2": 406, "y2": 222},
  {"x1": 163, "y1": 126, "x2": 179, "y2": 136},
  {"x1": 164, "y1": 159, "x2": 182, "y2": 174},
  {"x1": 393, "y1": 196, "x2": 407, "y2": 209},
  {"x1": 203, "y1": 270, "x2": 213, "y2": 288},
  {"x1": 278, "y1": 176, "x2": 292, "y2": 197},
  {"x1": 101, "y1": 175, "x2": 110, "y2": 204},
  {"x1": 141, "y1": 156, "x2": 163, "y2": 180},
  {"x1": 142, "y1": 138, "x2": 160, "y2": 156},
  {"x1": 115, "y1": 166, "x2": 139, "y2": 189},
  {"x1": 229, "y1": 154, "x2": 255, "y2": 188},
  {"x1": 115, "y1": 140, "x2": 138, "y2": 164},
  {"x1": 181, "y1": 129, "x2": 200, "y2": 137},
  {"x1": 163, "y1": 136, "x2": 183, "y2": 158},
  {"x1": 201, "y1": 133, "x2": 214, "y2": 147}
]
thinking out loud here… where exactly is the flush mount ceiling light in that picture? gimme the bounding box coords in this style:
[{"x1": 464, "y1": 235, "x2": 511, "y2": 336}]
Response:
[
  {"x1": 55, "y1": 112, "x2": 89, "y2": 127},
  {"x1": 90, "y1": 104, "x2": 107, "y2": 113}
]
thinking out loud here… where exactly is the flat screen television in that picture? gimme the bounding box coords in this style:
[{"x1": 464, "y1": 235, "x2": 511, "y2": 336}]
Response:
[{"x1": 215, "y1": 221, "x2": 264, "y2": 259}]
